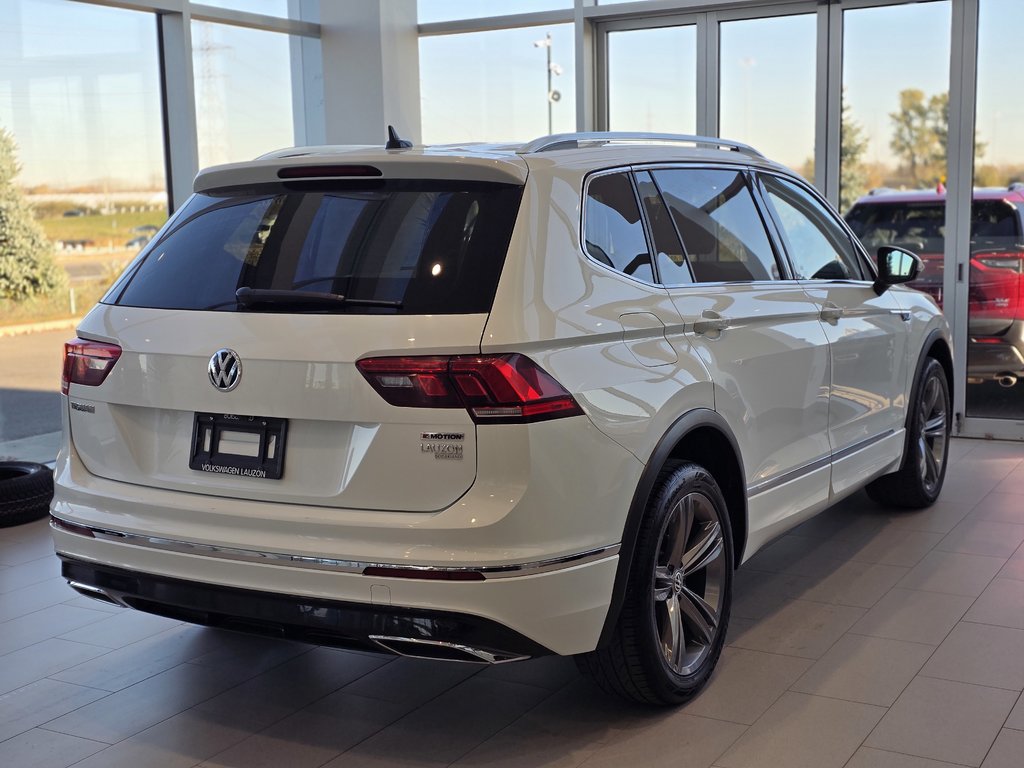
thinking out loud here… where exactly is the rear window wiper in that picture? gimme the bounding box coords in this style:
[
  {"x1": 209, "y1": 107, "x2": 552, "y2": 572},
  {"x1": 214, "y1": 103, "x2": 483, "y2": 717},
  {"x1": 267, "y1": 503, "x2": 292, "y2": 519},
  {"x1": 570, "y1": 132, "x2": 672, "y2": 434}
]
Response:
[{"x1": 233, "y1": 287, "x2": 402, "y2": 310}]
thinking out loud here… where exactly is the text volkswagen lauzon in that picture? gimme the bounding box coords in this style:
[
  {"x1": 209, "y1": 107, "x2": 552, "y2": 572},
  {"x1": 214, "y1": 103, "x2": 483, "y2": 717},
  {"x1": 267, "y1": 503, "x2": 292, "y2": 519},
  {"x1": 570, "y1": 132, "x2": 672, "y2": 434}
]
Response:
[{"x1": 51, "y1": 131, "x2": 953, "y2": 705}]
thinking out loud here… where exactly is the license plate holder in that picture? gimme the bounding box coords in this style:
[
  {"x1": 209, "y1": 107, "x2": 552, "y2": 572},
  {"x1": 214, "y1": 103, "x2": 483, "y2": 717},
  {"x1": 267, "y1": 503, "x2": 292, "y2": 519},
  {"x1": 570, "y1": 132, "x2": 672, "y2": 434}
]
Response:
[{"x1": 189, "y1": 413, "x2": 287, "y2": 480}]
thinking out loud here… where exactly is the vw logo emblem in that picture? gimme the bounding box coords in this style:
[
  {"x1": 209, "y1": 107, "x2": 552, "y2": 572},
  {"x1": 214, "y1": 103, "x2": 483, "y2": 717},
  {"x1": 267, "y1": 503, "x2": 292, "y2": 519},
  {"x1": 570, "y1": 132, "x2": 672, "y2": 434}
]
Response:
[{"x1": 208, "y1": 349, "x2": 242, "y2": 392}]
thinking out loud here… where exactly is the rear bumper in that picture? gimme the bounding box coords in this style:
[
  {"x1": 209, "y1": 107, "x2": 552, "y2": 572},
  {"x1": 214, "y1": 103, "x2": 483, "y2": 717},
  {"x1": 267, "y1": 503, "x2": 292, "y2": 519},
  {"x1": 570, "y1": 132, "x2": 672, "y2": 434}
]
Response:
[
  {"x1": 967, "y1": 319, "x2": 1024, "y2": 381},
  {"x1": 51, "y1": 519, "x2": 620, "y2": 656},
  {"x1": 59, "y1": 555, "x2": 551, "y2": 662}
]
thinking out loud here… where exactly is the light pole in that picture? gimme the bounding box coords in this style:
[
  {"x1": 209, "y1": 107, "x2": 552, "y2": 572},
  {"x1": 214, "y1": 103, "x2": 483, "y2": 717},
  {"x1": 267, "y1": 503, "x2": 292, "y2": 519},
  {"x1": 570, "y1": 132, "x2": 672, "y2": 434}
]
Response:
[{"x1": 533, "y1": 32, "x2": 562, "y2": 136}]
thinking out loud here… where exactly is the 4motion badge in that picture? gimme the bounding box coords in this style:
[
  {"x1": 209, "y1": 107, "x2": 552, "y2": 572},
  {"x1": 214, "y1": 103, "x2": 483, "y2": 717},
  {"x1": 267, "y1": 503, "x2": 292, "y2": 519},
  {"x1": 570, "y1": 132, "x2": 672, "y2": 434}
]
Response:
[{"x1": 420, "y1": 432, "x2": 464, "y2": 460}]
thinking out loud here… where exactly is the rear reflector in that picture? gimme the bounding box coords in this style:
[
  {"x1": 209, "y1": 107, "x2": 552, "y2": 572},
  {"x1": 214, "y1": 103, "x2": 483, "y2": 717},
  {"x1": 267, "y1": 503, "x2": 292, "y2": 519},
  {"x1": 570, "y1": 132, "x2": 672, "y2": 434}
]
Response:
[
  {"x1": 50, "y1": 516, "x2": 96, "y2": 538},
  {"x1": 62, "y1": 338, "x2": 122, "y2": 395},
  {"x1": 356, "y1": 353, "x2": 583, "y2": 424},
  {"x1": 277, "y1": 164, "x2": 382, "y2": 179},
  {"x1": 362, "y1": 566, "x2": 485, "y2": 581}
]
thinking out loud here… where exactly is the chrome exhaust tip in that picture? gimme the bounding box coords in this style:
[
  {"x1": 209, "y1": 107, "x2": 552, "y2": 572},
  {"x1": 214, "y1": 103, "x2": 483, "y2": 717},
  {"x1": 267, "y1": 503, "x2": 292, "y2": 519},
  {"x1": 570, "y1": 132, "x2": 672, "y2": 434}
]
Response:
[
  {"x1": 369, "y1": 635, "x2": 529, "y2": 664},
  {"x1": 67, "y1": 580, "x2": 126, "y2": 607},
  {"x1": 997, "y1": 373, "x2": 1018, "y2": 388}
]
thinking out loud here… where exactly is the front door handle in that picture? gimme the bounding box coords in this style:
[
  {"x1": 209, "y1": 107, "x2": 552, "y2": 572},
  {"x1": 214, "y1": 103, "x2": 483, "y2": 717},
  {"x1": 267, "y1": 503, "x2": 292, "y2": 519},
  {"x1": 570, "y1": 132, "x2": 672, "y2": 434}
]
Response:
[
  {"x1": 693, "y1": 309, "x2": 729, "y2": 336},
  {"x1": 820, "y1": 302, "x2": 845, "y2": 324}
]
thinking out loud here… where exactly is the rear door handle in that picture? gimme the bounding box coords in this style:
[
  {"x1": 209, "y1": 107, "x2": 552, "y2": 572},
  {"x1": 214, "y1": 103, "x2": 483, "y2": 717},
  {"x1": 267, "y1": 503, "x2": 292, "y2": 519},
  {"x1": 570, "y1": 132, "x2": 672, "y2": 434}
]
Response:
[
  {"x1": 693, "y1": 310, "x2": 729, "y2": 336},
  {"x1": 820, "y1": 303, "x2": 844, "y2": 324}
]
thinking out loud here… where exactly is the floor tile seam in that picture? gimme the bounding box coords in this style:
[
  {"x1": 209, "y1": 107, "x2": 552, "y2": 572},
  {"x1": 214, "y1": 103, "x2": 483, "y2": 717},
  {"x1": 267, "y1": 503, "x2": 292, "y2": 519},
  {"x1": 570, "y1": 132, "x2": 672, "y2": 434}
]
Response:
[
  {"x1": 574, "y1": 712, "x2": 749, "y2": 768},
  {"x1": 43, "y1": 676, "x2": 118, "y2": 694},
  {"x1": 838, "y1": 744, "x2": 974, "y2": 768},
  {"x1": 40, "y1": 645, "x2": 319, "y2": 748},
  {"x1": 25, "y1": 725, "x2": 112, "y2": 749},
  {"x1": 0, "y1": 573, "x2": 58, "y2": 596},
  {"x1": 194, "y1": 652, "x2": 407, "y2": 767},
  {"x1": 60, "y1": 598, "x2": 123, "y2": 615},
  {"x1": 329, "y1": 665, "x2": 549, "y2": 765},
  {"x1": 960, "y1": 617, "x2": 1024, "y2": 632},
  {"x1": 844, "y1": 629, "x2": 940, "y2": 647},
  {"x1": 976, "y1": 702, "x2": 1024, "y2": 768},
  {"x1": 915, "y1": 670, "x2": 1024, "y2": 694},
  {"x1": 0, "y1": 595, "x2": 111, "y2": 634}
]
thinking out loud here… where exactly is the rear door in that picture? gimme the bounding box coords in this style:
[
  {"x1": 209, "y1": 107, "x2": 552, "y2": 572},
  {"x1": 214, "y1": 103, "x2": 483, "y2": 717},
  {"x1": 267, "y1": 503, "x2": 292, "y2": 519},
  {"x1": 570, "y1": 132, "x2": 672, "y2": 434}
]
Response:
[
  {"x1": 756, "y1": 173, "x2": 909, "y2": 495},
  {"x1": 67, "y1": 178, "x2": 524, "y2": 512},
  {"x1": 650, "y1": 165, "x2": 833, "y2": 543}
]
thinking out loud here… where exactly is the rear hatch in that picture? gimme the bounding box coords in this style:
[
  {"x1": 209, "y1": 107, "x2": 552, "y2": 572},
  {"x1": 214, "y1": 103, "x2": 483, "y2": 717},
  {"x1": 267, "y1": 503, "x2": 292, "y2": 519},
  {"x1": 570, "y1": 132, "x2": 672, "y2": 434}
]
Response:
[{"x1": 66, "y1": 159, "x2": 525, "y2": 512}]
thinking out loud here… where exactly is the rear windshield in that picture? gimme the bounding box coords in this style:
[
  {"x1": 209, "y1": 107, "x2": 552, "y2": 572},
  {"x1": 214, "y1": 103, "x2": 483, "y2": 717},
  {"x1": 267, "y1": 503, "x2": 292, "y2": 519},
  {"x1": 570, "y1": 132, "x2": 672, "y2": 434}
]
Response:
[
  {"x1": 846, "y1": 200, "x2": 1023, "y2": 254},
  {"x1": 106, "y1": 180, "x2": 523, "y2": 314}
]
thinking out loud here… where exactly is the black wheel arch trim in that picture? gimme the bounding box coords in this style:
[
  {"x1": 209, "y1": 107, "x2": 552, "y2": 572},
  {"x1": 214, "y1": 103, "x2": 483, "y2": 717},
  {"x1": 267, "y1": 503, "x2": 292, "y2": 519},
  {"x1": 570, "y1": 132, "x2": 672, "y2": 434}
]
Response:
[
  {"x1": 597, "y1": 408, "x2": 747, "y2": 649},
  {"x1": 898, "y1": 328, "x2": 953, "y2": 468}
]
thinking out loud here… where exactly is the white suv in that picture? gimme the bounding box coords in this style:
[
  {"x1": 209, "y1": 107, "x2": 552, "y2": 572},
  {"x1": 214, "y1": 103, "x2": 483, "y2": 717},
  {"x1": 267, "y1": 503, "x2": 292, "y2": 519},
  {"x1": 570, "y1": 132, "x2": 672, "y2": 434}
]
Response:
[{"x1": 51, "y1": 132, "x2": 952, "y2": 705}]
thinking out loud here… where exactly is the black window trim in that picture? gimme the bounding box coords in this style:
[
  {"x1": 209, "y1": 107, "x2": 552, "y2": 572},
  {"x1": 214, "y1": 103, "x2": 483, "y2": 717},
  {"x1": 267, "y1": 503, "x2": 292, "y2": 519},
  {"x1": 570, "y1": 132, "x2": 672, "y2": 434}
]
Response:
[
  {"x1": 753, "y1": 170, "x2": 878, "y2": 284},
  {"x1": 633, "y1": 161, "x2": 793, "y2": 286},
  {"x1": 579, "y1": 166, "x2": 663, "y2": 289}
]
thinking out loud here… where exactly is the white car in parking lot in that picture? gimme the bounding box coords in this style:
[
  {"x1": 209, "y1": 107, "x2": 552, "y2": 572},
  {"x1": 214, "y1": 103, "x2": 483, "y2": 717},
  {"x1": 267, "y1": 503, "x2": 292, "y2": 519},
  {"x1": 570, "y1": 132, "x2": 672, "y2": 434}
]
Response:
[{"x1": 51, "y1": 131, "x2": 952, "y2": 705}]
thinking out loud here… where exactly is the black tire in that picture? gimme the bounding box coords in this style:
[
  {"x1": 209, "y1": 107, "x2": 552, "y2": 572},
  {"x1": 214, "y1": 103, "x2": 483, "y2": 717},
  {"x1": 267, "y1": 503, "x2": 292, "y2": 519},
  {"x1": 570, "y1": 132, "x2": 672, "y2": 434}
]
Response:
[
  {"x1": 0, "y1": 461, "x2": 54, "y2": 528},
  {"x1": 577, "y1": 461, "x2": 733, "y2": 705},
  {"x1": 866, "y1": 357, "x2": 951, "y2": 509}
]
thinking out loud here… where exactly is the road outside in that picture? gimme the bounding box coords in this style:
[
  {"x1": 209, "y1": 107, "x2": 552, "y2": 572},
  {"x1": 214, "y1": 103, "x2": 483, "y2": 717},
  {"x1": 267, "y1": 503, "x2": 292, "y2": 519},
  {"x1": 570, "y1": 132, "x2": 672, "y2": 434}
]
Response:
[{"x1": 0, "y1": 328, "x2": 68, "y2": 462}]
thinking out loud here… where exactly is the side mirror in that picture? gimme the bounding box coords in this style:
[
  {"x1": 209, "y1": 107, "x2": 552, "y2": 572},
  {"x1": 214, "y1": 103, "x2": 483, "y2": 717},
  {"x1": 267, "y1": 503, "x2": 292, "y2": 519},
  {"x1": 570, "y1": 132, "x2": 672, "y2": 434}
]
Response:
[{"x1": 873, "y1": 246, "x2": 922, "y2": 295}]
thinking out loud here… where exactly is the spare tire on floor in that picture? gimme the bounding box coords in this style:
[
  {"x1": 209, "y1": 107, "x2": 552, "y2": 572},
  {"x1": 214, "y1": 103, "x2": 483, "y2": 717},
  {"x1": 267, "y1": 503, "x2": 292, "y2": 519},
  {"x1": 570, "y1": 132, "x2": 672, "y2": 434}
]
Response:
[{"x1": 0, "y1": 461, "x2": 54, "y2": 528}]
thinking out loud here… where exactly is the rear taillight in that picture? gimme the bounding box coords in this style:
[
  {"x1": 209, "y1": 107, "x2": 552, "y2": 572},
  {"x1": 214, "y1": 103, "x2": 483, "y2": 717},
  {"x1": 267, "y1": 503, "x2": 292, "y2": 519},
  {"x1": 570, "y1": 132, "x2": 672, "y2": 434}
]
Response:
[
  {"x1": 62, "y1": 338, "x2": 122, "y2": 395},
  {"x1": 356, "y1": 353, "x2": 583, "y2": 424},
  {"x1": 975, "y1": 253, "x2": 1024, "y2": 272}
]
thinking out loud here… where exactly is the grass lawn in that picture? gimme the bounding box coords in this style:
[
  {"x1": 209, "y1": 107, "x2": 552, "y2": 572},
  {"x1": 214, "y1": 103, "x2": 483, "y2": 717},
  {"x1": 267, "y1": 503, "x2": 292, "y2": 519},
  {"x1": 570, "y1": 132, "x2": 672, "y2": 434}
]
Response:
[
  {"x1": 39, "y1": 210, "x2": 167, "y2": 245},
  {"x1": 0, "y1": 281, "x2": 108, "y2": 326}
]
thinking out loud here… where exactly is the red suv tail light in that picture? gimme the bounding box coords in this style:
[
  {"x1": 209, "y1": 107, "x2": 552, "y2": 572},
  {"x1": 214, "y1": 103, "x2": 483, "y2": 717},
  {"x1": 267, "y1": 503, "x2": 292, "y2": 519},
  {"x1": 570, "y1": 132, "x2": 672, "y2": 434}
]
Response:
[
  {"x1": 62, "y1": 338, "x2": 122, "y2": 394},
  {"x1": 975, "y1": 253, "x2": 1024, "y2": 272},
  {"x1": 356, "y1": 353, "x2": 583, "y2": 424}
]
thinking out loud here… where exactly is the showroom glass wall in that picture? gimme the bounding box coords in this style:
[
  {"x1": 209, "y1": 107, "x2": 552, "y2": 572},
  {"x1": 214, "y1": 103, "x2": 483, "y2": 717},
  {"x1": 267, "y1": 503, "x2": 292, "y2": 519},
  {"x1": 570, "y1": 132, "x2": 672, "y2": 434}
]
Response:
[
  {"x1": 0, "y1": 0, "x2": 320, "y2": 456},
  {"x1": 419, "y1": 0, "x2": 1019, "y2": 438}
]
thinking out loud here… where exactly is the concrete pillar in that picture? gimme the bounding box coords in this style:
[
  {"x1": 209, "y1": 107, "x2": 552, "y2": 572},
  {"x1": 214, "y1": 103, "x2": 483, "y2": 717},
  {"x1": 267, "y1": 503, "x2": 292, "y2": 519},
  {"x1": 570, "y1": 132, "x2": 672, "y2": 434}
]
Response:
[{"x1": 318, "y1": 0, "x2": 421, "y2": 145}]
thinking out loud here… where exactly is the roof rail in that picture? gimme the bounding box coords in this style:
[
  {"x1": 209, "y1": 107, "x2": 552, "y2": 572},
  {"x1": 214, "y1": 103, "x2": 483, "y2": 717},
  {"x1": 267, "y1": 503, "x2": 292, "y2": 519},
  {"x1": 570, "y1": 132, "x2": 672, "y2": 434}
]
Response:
[{"x1": 517, "y1": 132, "x2": 765, "y2": 158}]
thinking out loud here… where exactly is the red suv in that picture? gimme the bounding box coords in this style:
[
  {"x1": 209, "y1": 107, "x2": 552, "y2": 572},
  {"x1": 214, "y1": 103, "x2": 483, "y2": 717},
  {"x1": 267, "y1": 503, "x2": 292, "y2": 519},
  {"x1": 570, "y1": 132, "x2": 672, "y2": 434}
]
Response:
[{"x1": 847, "y1": 186, "x2": 1024, "y2": 388}]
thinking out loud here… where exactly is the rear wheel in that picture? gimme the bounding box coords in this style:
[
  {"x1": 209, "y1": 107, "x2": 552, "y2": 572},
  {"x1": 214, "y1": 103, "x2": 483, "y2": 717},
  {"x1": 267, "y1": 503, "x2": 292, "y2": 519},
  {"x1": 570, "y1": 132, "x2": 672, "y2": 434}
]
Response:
[
  {"x1": 867, "y1": 357, "x2": 950, "y2": 508},
  {"x1": 578, "y1": 461, "x2": 733, "y2": 705}
]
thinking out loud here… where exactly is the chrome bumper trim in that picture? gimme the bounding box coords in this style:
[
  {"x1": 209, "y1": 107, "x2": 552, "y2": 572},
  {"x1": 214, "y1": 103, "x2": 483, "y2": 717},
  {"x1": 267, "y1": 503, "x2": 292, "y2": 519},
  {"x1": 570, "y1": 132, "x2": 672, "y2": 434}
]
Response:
[{"x1": 49, "y1": 517, "x2": 619, "y2": 580}]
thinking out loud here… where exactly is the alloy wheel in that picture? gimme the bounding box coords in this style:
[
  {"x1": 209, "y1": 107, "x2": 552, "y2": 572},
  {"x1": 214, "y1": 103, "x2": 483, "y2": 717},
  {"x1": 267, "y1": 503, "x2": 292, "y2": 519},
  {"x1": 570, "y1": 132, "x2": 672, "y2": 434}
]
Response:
[
  {"x1": 652, "y1": 491, "x2": 726, "y2": 676},
  {"x1": 917, "y1": 374, "x2": 948, "y2": 495}
]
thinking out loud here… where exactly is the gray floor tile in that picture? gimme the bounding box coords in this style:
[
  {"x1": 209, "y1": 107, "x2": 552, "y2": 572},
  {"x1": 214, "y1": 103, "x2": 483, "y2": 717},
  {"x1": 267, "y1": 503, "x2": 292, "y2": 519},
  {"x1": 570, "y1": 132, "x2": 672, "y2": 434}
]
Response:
[
  {"x1": 850, "y1": 588, "x2": 974, "y2": 645},
  {"x1": 732, "y1": 568, "x2": 800, "y2": 620},
  {"x1": 0, "y1": 535, "x2": 59, "y2": 566},
  {"x1": 1006, "y1": 692, "x2": 1024, "y2": 730},
  {"x1": 728, "y1": 599, "x2": 864, "y2": 659},
  {"x1": 981, "y1": 728, "x2": 1024, "y2": 768},
  {"x1": 715, "y1": 691, "x2": 885, "y2": 768},
  {"x1": 885, "y1": 501, "x2": 976, "y2": 535},
  {"x1": 921, "y1": 622, "x2": 1024, "y2": 691},
  {"x1": 936, "y1": 519, "x2": 1024, "y2": 558},
  {"x1": 43, "y1": 658, "x2": 258, "y2": 744},
  {"x1": 0, "y1": 727, "x2": 107, "y2": 768},
  {"x1": 896, "y1": 550, "x2": 1006, "y2": 597},
  {"x1": 965, "y1": 578, "x2": 1024, "y2": 630},
  {"x1": 970, "y1": 493, "x2": 1024, "y2": 524},
  {"x1": 993, "y1": 464, "x2": 1024, "y2": 496},
  {"x1": 199, "y1": 691, "x2": 413, "y2": 768},
  {"x1": 0, "y1": 555, "x2": 60, "y2": 594},
  {"x1": 341, "y1": 657, "x2": 480, "y2": 706},
  {"x1": 788, "y1": 560, "x2": 909, "y2": 608},
  {"x1": 865, "y1": 676, "x2": 1017, "y2": 766},
  {"x1": 324, "y1": 676, "x2": 552, "y2": 766},
  {"x1": 845, "y1": 747, "x2": 965, "y2": 768},
  {"x1": 842, "y1": 528, "x2": 946, "y2": 568},
  {"x1": 579, "y1": 712, "x2": 745, "y2": 768},
  {"x1": 0, "y1": 637, "x2": 108, "y2": 696},
  {"x1": 476, "y1": 654, "x2": 580, "y2": 691},
  {"x1": 683, "y1": 647, "x2": 812, "y2": 725},
  {"x1": 0, "y1": 577, "x2": 80, "y2": 623},
  {"x1": 57, "y1": 608, "x2": 182, "y2": 649},
  {"x1": 0, "y1": 678, "x2": 109, "y2": 743},
  {"x1": 999, "y1": 553, "x2": 1024, "y2": 582},
  {"x1": 791, "y1": 634, "x2": 934, "y2": 706},
  {"x1": 0, "y1": 603, "x2": 110, "y2": 656}
]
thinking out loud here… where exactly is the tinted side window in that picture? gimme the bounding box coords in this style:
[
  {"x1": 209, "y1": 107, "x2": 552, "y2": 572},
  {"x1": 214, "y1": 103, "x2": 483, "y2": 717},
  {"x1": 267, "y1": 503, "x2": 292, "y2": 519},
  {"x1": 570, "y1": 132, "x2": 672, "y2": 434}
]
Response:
[
  {"x1": 761, "y1": 175, "x2": 866, "y2": 280},
  {"x1": 635, "y1": 171, "x2": 692, "y2": 285},
  {"x1": 584, "y1": 172, "x2": 655, "y2": 283},
  {"x1": 653, "y1": 168, "x2": 780, "y2": 283}
]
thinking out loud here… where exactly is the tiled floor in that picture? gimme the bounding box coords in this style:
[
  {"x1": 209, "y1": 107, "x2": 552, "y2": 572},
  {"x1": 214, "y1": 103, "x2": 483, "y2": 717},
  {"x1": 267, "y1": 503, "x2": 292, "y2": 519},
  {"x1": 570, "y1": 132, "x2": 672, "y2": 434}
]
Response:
[{"x1": 1, "y1": 437, "x2": 1023, "y2": 767}]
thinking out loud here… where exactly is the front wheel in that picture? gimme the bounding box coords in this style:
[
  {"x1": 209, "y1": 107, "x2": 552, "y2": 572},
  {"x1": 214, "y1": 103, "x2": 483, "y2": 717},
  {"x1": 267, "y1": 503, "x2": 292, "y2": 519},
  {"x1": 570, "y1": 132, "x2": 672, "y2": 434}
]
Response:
[
  {"x1": 578, "y1": 461, "x2": 733, "y2": 705},
  {"x1": 867, "y1": 357, "x2": 951, "y2": 508}
]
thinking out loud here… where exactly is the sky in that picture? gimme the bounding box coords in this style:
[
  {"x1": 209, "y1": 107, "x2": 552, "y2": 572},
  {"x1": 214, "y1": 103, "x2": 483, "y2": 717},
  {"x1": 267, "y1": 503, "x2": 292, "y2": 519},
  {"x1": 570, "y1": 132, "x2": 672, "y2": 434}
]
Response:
[{"x1": 0, "y1": 0, "x2": 1021, "y2": 191}]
